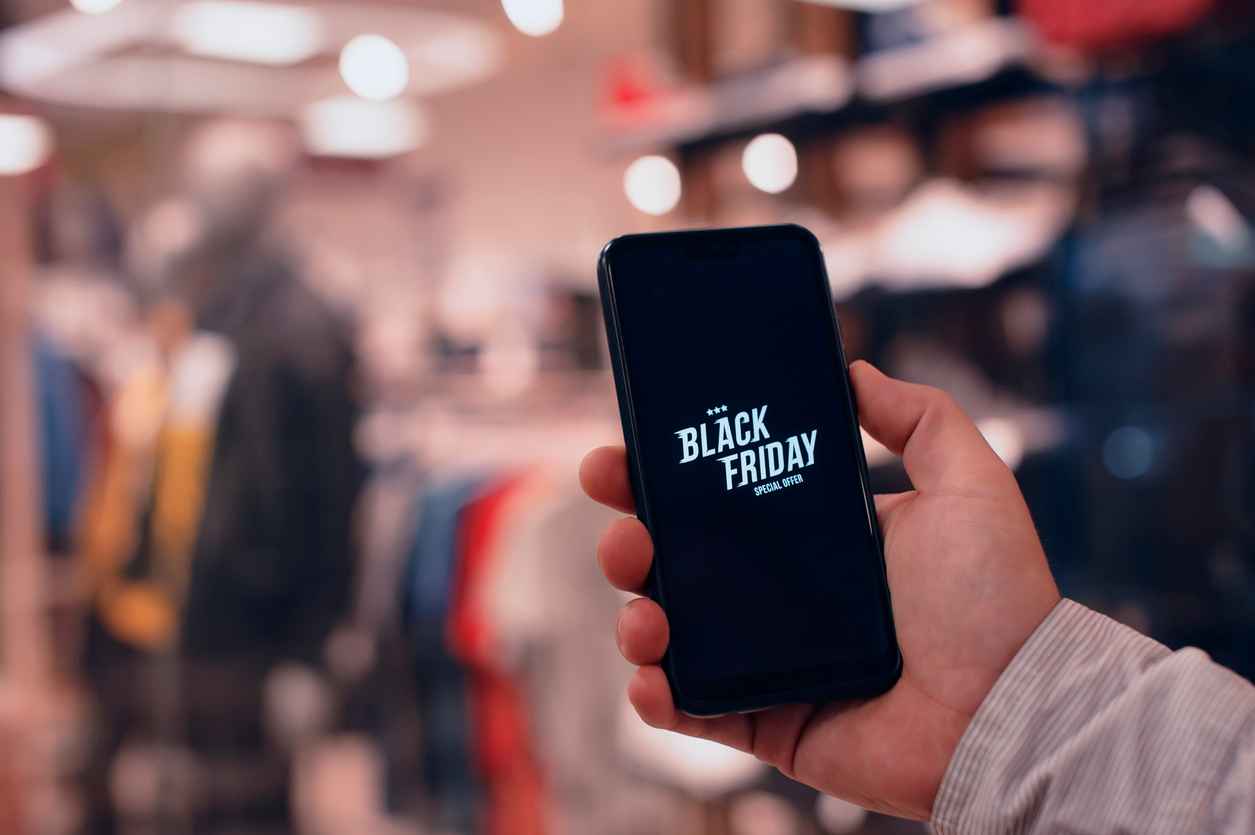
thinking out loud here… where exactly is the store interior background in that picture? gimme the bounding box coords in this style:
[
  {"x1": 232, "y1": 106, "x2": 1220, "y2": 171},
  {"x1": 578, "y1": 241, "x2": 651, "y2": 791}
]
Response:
[{"x1": 2, "y1": 0, "x2": 1254, "y2": 833}]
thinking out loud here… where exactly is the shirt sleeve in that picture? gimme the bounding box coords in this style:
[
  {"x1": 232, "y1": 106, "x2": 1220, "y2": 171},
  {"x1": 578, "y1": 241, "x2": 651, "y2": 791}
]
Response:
[{"x1": 931, "y1": 599, "x2": 1255, "y2": 835}]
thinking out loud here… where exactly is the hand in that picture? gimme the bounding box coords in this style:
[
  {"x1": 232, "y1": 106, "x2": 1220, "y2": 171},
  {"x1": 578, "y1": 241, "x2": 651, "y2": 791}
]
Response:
[{"x1": 579, "y1": 361, "x2": 1060, "y2": 821}]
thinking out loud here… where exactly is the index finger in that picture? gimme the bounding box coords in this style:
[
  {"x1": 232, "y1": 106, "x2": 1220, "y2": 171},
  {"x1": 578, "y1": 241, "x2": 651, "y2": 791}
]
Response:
[{"x1": 579, "y1": 446, "x2": 636, "y2": 514}]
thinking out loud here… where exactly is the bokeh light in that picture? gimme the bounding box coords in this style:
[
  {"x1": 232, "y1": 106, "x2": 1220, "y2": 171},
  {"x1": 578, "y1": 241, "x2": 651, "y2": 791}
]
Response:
[
  {"x1": 624, "y1": 155, "x2": 681, "y2": 216},
  {"x1": 501, "y1": 0, "x2": 564, "y2": 37},
  {"x1": 339, "y1": 34, "x2": 410, "y2": 101},
  {"x1": 0, "y1": 114, "x2": 53, "y2": 176},
  {"x1": 742, "y1": 133, "x2": 798, "y2": 194},
  {"x1": 1103, "y1": 426, "x2": 1155, "y2": 480},
  {"x1": 300, "y1": 96, "x2": 426, "y2": 159},
  {"x1": 70, "y1": 0, "x2": 122, "y2": 13},
  {"x1": 172, "y1": 1, "x2": 324, "y2": 66}
]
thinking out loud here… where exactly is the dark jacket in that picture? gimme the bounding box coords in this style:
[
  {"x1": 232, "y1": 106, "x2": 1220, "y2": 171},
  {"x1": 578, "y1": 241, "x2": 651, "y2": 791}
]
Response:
[{"x1": 181, "y1": 250, "x2": 365, "y2": 662}]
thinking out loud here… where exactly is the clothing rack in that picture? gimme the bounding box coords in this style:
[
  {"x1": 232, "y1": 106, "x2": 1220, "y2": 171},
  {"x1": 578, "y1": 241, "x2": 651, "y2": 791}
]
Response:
[{"x1": 367, "y1": 370, "x2": 622, "y2": 474}]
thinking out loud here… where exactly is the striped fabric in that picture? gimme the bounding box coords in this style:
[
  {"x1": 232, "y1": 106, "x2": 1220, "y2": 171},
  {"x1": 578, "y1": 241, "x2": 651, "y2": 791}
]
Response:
[{"x1": 931, "y1": 599, "x2": 1255, "y2": 835}]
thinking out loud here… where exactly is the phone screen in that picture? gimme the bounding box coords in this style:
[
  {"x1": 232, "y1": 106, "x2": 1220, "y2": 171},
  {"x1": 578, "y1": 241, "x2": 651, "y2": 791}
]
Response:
[{"x1": 603, "y1": 226, "x2": 896, "y2": 708}]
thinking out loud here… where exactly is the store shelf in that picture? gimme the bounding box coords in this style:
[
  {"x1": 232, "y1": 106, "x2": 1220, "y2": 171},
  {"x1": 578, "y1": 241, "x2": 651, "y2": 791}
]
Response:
[
  {"x1": 604, "y1": 54, "x2": 854, "y2": 156},
  {"x1": 606, "y1": 19, "x2": 1054, "y2": 156}
]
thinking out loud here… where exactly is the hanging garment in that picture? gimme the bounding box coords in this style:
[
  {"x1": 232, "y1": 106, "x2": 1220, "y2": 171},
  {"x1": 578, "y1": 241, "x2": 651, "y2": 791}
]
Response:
[
  {"x1": 485, "y1": 482, "x2": 684, "y2": 835},
  {"x1": 404, "y1": 477, "x2": 486, "y2": 629},
  {"x1": 402, "y1": 476, "x2": 488, "y2": 834},
  {"x1": 79, "y1": 332, "x2": 235, "y2": 651},
  {"x1": 158, "y1": 249, "x2": 364, "y2": 834},
  {"x1": 77, "y1": 329, "x2": 235, "y2": 835},
  {"x1": 181, "y1": 250, "x2": 365, "y2": 662},
  {"x1": 32, "y1": 335, "x2": 86, "y2": 554},
  {"x1": 1019, "y1": 0, "x2": 1217, "y2": 52},
  {"x1": 448, "y1": 475, "x2": 548, "y2": 835},
  {"x1": 355, "y1": 458, "x2": 426, "y2": 632}
]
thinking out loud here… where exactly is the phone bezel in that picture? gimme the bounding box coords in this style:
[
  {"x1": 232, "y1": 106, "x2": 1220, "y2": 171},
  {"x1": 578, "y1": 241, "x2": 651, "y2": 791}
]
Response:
[{"x1": 597, "y1": 223, "x2": 902, "y2": 716}]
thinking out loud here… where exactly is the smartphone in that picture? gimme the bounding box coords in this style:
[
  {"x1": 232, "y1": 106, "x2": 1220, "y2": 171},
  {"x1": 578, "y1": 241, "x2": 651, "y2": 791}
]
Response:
[{"x1": 597, "y1": 224, "x2": 901, "y2": 716}]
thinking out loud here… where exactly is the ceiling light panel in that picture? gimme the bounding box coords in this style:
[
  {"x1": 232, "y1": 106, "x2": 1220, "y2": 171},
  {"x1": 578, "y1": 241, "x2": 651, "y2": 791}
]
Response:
[{"x1": 171, "y1": 1, "x2": 325, "y2": 66}]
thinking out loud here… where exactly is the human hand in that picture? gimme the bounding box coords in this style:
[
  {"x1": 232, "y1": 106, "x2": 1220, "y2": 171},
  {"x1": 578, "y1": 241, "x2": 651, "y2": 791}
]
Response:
[{"x1": 580, "y1": 361, "x2": 1060, "y2": 820}]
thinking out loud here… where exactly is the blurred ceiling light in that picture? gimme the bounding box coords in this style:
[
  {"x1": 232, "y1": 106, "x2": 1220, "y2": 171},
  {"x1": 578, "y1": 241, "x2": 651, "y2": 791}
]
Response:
[
  {"x1": 795, "y1": 0, "x2": 920, "y2": 11},
  {"x1": 4, "y1": 2, "x2": 499, "y2": 114},
  {"x1": 501, "y1": 0, "x2": 563, "y2": 37},
  {"x1": 71, "y1": 0, "x2": 123, "y2": 13},
  {"x1": 416, "y1": 26, "x2": 500, "y2": 83},
  {"x1": 300, "y1": 95, "x2": 425, "y2": 159},
  {"x1": 742, "y1": 133, "x2": 798, "y2": 194},
  {"x1": 339, "y1": 33, "x2": 410, "y2": 101},
  {"x1": 171, "y1": 1, "x2": 323, "y2": 66},
  {"x1": 0, "y1": 114, "x2": 53, "y2": 176},
  {"x1": 624, "y1": 155, "x2": 681, "y2": 216}
]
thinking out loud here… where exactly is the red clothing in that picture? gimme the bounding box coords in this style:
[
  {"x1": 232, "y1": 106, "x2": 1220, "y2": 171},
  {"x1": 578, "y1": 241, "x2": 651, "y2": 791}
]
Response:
[
  {"x1": 1020, "y1": 0, "x2": 1216, "y2": 52},
  {"x1": 448, "y1": 476, "x2": 547, "y2": 835}
]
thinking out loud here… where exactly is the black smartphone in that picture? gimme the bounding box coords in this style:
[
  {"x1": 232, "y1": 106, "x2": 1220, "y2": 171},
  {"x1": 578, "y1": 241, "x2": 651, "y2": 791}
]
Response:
[{"x1": 597, "y1": 224, "x2": 901, "y2": 716}]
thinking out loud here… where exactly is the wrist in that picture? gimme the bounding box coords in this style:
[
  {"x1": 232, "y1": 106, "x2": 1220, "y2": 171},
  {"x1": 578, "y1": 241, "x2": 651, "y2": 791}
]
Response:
[{"x1": 917, "y1": 695, "x2": 974, "y2": 820}]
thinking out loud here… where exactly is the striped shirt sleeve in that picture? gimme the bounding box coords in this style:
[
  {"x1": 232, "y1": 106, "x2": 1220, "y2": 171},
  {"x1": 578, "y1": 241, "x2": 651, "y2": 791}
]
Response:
[{"x1": 931, "y1": 599, "x2": 1255, "y2": 835}]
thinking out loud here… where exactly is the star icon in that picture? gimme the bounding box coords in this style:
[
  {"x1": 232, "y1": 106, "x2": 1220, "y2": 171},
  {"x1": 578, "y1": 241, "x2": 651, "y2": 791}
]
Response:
[
  {"x1": 706, "y1": 409, "x2": 713, "y2": 416},
  {"x1": 720, "y1": 405, "x2": 728, "y2": 413}
]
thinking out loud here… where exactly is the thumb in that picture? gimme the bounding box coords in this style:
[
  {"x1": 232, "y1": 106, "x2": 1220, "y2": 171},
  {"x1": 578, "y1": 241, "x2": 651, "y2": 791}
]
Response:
[{"x1": 849, "y1": 361, "x2": 1011, "y2": 495}]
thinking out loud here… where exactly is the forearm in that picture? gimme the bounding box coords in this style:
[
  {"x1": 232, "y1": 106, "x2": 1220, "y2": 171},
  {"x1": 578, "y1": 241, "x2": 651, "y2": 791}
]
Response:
[{"x1": 932, "y1": 599, "x2": 1255, "y2": 835}]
